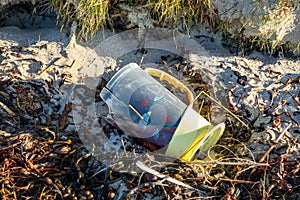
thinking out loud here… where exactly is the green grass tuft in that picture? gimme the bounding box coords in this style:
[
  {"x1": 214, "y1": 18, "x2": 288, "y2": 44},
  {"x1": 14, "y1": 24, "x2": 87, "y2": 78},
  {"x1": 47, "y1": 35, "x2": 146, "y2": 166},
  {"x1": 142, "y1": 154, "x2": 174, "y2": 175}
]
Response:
[
  {"x1": 45, "y1": 0, "x2": 299, "y2": 56},
  {"x1": 46, "y1": 0, "x2": 214, "y2": 40},
  {"x1": 47, "y1": 0, "x2": 109, "y2": 40}
]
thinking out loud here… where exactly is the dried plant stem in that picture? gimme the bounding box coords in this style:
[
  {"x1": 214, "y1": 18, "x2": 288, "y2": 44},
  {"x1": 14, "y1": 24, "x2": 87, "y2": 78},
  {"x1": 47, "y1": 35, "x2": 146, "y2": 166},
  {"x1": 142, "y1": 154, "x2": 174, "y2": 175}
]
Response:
[
  {"x1": 38, "y1": 57, "x2": 62, "y2": 75},
  {"x1": 193, "y1": 91, "x2": 249, "y2": 129},
  {"x1": 0, "y1": 100, "x2": 15, "y2": 116},
  {"x1": 258, "y1": 123, "x2": 292, "y2": 163},
  {"x1": 136, "y1": 161, "x2": 199, "y2": 191},
  {"x1": 212, "y1": 178, "x2": 257, "y2": 184},
  {"x1": 187, "y1": 161, "x2": 269, "y2": 167}
]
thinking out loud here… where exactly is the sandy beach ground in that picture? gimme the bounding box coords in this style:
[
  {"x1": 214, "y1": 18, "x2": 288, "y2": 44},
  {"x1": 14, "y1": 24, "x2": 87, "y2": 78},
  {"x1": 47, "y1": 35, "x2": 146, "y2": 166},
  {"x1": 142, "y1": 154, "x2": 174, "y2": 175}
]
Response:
[{"x1": 0, "y1": 10, "x2": 300, "y2": 199}]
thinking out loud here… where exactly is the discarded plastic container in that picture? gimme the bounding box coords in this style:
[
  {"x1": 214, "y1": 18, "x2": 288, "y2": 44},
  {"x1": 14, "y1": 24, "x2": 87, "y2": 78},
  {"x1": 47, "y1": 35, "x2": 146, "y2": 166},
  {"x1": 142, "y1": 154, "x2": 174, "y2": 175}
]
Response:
[{"x1": 100, "y1": 63, "x2": 225, "y2": 161}]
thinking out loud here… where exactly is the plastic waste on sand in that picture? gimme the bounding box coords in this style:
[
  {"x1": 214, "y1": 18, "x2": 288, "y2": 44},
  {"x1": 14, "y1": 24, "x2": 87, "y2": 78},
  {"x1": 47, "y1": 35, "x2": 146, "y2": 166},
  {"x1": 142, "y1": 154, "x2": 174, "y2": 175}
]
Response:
[{"x1": 100, "y1": 63, "x2": 225, "y2": 161}]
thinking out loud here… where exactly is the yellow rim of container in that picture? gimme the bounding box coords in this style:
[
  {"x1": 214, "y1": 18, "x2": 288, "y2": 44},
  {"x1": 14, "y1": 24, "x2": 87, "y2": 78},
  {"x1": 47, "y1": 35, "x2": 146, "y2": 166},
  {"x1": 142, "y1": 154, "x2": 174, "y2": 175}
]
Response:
[{"x1": 144, "y1": 68, "x2": 194, "y2": 104}]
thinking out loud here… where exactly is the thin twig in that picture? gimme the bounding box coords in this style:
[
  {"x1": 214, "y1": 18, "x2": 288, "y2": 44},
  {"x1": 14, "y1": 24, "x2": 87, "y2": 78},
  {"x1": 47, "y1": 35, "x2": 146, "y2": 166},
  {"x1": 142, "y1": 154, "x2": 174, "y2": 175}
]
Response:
[
  {"x1": 210, "y1": 178, "x2": 257, "y2": 184},
  {"x1": 193, "y1": 91, "x2": 249, "y2": 129},
  {"x1": 136, "y1": 161, "x2": 199, "y2": 191},
  {"x1": 186, "y1": 161, "x2": 269, "y2": 167},
  {"x1": 258, "y1": 123, "x2": 292, "y2": 163},
  {"x1": 0, "y1": 100, "x2": 15, "y2": 116},
  {"x1": 38, "y1": 57, "x2": 62, "y2": 75}
]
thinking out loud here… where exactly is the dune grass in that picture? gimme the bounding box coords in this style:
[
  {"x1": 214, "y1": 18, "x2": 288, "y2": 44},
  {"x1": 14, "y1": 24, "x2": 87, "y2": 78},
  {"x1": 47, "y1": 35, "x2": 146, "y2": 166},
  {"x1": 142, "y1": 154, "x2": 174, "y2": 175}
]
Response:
[
  {"x1": 45, "y1": 0, "x2": 299, "y2": 56},
  {"x1": 148, "y1": 0, "x2": 215, "y2": 27},
  {"x1": 46, "y1": 0, "x2": 215, "y2": 40},
  {"x1": 46, "y1": 0, "x2": 109, "y2": 40}
]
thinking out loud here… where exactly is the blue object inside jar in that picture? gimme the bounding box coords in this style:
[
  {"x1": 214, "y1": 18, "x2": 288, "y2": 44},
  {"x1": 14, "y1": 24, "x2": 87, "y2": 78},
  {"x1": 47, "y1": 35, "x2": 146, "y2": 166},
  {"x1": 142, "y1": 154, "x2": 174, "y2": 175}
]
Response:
[{"x1": 128, "y1": 84, "x2": 183, "y2": 148}]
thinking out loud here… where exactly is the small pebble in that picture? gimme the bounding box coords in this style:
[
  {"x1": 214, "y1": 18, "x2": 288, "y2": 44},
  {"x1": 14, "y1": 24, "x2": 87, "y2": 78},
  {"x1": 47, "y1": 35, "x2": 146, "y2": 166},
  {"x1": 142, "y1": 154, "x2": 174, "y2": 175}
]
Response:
[
  {"x1": 237, "y1": 75, "x2": 248, "y2": 86},
  {"x1": 19, "y1": 46, "x2": 27, "y2": 52}
]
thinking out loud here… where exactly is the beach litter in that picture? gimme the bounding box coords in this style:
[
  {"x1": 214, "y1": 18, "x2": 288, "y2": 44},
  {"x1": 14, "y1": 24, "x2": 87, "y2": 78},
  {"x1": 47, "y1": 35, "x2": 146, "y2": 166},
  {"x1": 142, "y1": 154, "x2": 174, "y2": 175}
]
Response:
[{"x1": 100, "y1": 63, "x2": 225, "y2": 161}]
